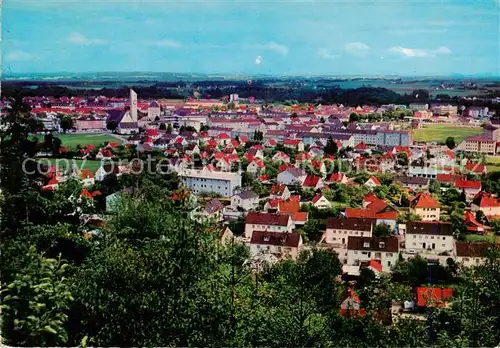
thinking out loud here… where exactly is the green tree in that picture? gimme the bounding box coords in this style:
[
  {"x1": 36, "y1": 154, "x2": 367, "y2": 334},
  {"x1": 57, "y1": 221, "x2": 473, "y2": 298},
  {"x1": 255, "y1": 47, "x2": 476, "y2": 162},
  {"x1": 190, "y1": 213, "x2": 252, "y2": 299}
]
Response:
[
  {"x1": 159, "y1": 123, "x2": 166, "y2": 130},
  {"x1": 349, "y1": 112, "x2": 359, "y2": 123},
  {"x1": 167, "y1": 123, "x2": 174, "y2": 133},
  {"x1": 324, "y1": 137, "x2": 338, "y2": 156},
  {"x1": 60, "y1": 117, "x2": 74, "y2": 133},
  {"x1": 106, "y1": 120, "x2": 118, "y2": 132},
  {"x1": 373, "y1": 223, "x2": 392, "y2": 237},
  {"x1": 1, "y1": 247, "x2": 74, "y2": 346},
  {"x1": 445, "y1": 136, "x2": 456, "y2": 149}
]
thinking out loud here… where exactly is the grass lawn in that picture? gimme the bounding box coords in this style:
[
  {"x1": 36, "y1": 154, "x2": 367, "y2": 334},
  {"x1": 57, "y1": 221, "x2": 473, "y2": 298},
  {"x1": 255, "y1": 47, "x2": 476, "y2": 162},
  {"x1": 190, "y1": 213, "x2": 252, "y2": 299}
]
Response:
[
  {"x1": 413, "y1": 124, "x2": 483, "y2": 144},
  {"x1": 486, "y1": 156, "x2": 500, "y2": 173},
  {"x1": 31, "y1": 133, "x2": 123, "y2": 150},
  {"x1": 464, "y1": 233, "x2": 499, "y2": 243},
  {"x1": 38, "y1": 158, "x2": 108, "y2": 173}
]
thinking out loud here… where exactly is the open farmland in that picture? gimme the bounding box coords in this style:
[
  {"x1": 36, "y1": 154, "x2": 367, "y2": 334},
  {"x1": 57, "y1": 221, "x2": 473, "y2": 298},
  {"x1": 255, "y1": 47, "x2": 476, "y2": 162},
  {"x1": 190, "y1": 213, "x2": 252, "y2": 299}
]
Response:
[
  {"x1": 412, "y1": 124, "x2": 482, "y2": 144},
  {"x1": 37, "y1": 158, "x2": 108, "y2": 173},
  {"x1": 31, "y1": 133, "x2": 123, "y2": 150},
  {"x1": 486, "y1": 156, "x2": 500, "y2": 173}
]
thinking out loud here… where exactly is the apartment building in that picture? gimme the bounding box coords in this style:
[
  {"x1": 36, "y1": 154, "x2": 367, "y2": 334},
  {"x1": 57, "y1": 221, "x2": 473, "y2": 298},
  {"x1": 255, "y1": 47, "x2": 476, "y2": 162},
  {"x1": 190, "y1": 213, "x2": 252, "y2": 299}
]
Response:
[
  {"x1": 409, "y1": 192, "x2": 441, "y2": 221},
  {"x1": 347, "y1": 236, "x2": 400, "y2": 272},
  {"x1": 179, "y1": 168, "x2": 241, "y2": 197},
  {"x1": 405, "y1": 221, "x2": 454, "y2": 254}
]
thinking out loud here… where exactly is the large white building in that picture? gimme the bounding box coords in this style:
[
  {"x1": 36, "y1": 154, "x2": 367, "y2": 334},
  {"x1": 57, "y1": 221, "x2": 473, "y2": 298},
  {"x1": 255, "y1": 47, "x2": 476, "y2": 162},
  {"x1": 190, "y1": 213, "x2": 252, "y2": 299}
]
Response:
[
  {"x1": 347, "y1": 236, "x2": 400, "y2": 272},
  {"x1": 178, "y1": 168, "x2": 241, "y2": 197},
  {"x1": 405, "y1": 221, "x2": 454, "y2": 254}
]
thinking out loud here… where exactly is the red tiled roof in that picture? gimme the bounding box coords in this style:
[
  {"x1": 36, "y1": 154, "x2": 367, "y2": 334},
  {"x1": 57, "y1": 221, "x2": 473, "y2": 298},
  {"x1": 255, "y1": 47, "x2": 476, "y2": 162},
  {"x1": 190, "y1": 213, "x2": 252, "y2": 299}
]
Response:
[
  {"x1": 278, "y1": 200, "x2": 300, "y2": 213},
  {"x1": 416, "y1": 287, "x2": 454, "y2": 307},
  {"x1": 366, "y1": 176, "x2": 381, "y2": 186},
  {"x1": 436, "y1": 174, "x2": 465, "y2": 183},
  {"x1": 473, "y1": 191, "x2": 500, "y2": 208},
  {"x1": 311, "y1": 193, "x2": 324, "y2": 204},
  {"x1": 411, "y1": 192, "x2": 440, "y2": 209},
  {"x1": 302, "y1": 175, "x2": 321, "y2": 187},
  {"x1": 454, "y1": 179, "x2": 481, "y2": 190},
  {"x1": 355, "y1": 142, "x2": 369, "y2": 150},
  {"x1": 464, "y1": 162, "x2": 486, "y2": 173},
  {"x1": 328, "y1": 172, "x2": 345, "y2": 183},
  {"x1": 368, "y1": 259, "x2": 383, "y2": 273},
  {"x1": 284, "y1": 139, "x2": 301, "y2": 145},
  {"x1": 271, "y1": 184, "x2": 287, "y2": 195}
]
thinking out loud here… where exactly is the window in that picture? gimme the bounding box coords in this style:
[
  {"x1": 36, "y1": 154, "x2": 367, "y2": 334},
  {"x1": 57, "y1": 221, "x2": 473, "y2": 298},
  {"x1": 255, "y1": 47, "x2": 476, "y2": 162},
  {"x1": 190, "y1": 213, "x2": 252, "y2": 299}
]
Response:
[
  {"x1": 463, "y1": 258, "x2": 469, "y2": 262},
  {"x1": 263, "y1": 236, "x2": 270, "y2": 242},
  {"x1": 413, "y1": 235, "x2": 416, "y2": 239},
  {"x1": 442, "y1": 244, "x2": 445, "y2": 247},
  {"x1": 354, "y1": 251, "x2": 358, "y2": 255},
  {"x1": 379, "y1": 242, "x2": 385, "y2": 248},
  {"x1": 442, "y1": 237, "x2": 446, "y2": 240},
  {"x1": 387, "y1": 261, "x2": 392, "y2": 266},
  {"x1": 386, "y1": 253, "x2": 393, "y2": 257},
  {"x1": 363, "y1": 242, "x2": 370, "y2": 248}
]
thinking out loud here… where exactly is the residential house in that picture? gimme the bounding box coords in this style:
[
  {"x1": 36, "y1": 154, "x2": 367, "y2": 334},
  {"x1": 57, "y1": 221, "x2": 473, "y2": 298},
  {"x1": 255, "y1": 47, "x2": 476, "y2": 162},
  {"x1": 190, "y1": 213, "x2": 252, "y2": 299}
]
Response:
[
  {"x1": 454, "y1": 179, "x2": 481, "y2": 202},
  {"x1": 231, "y1": 190, "x2": 259, "y2": 211},
  {"x1": 270, "y1": 184, "x2": 291, "y2": 200},
  {"x1": 244, "y1": 212, "x2": 293, "y2": 239},
  {"x1": 272, "y1": 151, "x2": 290, "y2": 163},
  {"x1": 302, "y1": 175, "x2": 324, "y2": 190},
  {"x1": 394, "y1": 176, "x2": 429, "y2": 191},
  {"x1": 277, "y1": 167, "x2": 307, "y2": 186},
  {"x1": 250, "y1": 231, "x2": 303, "y2": 262},
  {"x1": 364, "y1": 176, "x2": 381, "y2": 190},
  {"x1": 179, "y1": 167, "x2": 241, "y2": 197},
  {"x1": 311, "y1": 193, "x2": 331, "y2": 209},
  {"x1": 345, "y1": 193, "x2": 398, "y2": 230},
  {"x1": 202, "y1": 198, "x2": 224, "y2": 221},
  {"x1": 405, "y1": 221, "x2": 454, "y2": 254},
  {"x1": 327, "y1": 172, "x2": 348, "y2": 184},
  {"x1": 339, "y1": 289, "x2": 366, "y2": 317},
  {"x1": 80, "y1": 169, "x2": 95, "y2": 187},
  {"x1": 283, "y1": 139, "x2": 305, "y2": 152},
  {"x1": 347, "y1": 236, "x2": 399, "y2": 272},
  {"x1": 323, "y1": 217, "x2": 374, "y2": 262},
  {"x1": 409, "y1": 192, "x2": 441, "y2": 221},
  {"x1": 458, "y1": 136, "x2": 497, "y2": 155},
  {"x1": 95, "y1": 163, "x2": 120, "y2": 181},
  {"x1": 471, "y1": 191, "x2": 500, "y2": 218},
  {"x1": 247, "y1": 159, "x2": 265, "y2": 174},
  {"x1": 455, "y1": 242, "x2": 492, "y2": 267}
]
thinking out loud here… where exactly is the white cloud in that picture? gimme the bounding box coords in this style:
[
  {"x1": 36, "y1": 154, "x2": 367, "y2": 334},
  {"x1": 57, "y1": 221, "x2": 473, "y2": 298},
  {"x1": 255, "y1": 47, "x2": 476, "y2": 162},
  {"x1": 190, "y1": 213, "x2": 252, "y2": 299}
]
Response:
[
  {"x1": 150, "y1": 39, "x2": 182, "y2": 47},
  {"x1": 344, "y1": 42, "x2": 370, "y2": 56},
  {"x1": 66, "y1": 32, "x2": 106, "y2": 45},
  {"x1": 255, "y1": 56, "x2": 262, "y2": 64},
  {"x1": 5, "y1": 50, "x2": 37, "y2": 61},
  {"x1": 317, "y1": 48, "x2": 339, "y2": 60},
  {"x1": 388, "y1": 46, "x2": 452, "y2": 57},
  {"x1": 249, "y1": 41, "x2": 288, "y2": 56}
]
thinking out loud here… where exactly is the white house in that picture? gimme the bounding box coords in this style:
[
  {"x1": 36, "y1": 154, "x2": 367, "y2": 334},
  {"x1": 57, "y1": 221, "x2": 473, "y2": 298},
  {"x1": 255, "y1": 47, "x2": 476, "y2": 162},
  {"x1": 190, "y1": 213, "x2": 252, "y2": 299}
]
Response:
[
  {"x1": 310, "y1": 193, "x2": 331, "y2": 209},
  {"x1": 405, "y1": 221, "x2": 454, "y2": 254},
  {"x1": 247, "y1": 159, "x2": 265, "y2": 174},
  {"x1": 322, "y1": 218, "x2": 374, "y2": 263},
  {"x1": 179, "y1": 167, "x2": 241, "y2": 198},
  {"x1": 347, "y1": 236, "x2": 400, "y2": 272},
  {"x1": 455, "y1": 242, "x2": 490, "y2": 267},
  {"x1": 231, "y1": 190, "x2": 259, "y2": 211},
  {"x1": 250, "y1": 231, "x2": 302, "y2": 262},
  {"x1": 244, "y1": 212, "x2": 293, "y2": 239},
  {"x1": 277, "y1": 168, "x2": 307, "y2": 186}
]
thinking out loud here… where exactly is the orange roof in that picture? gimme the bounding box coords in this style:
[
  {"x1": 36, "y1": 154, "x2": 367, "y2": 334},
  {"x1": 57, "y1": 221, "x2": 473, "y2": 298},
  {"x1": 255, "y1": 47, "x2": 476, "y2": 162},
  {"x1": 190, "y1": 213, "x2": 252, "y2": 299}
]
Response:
[
  {"x1": 455, "y1": 179, "x2": 481, "y2": 190},
  {"x1": 80, "y1": 169, "x2": 94, "y2": 179},
  {"x1": 366, "y1": 176, "x2": 381, "y2": 186},
  {"x1": 411, "y1": 192, "x2": 440, "y2": 209},
  {"x1": 473, "y1": 191, "x2": 500, "y2": 208},
  {"x1": 291, "y1": 211, "x2": 309, "y2": 223},
  {"x1": 417, "y1": 287, "x2": 453, "y2": 307},
  {"x1": 81, "y1": 189, "x2": 93, "y2": 199},
  {"x1": 279, "y1": 200, "x2": 300, "y2": 213}
]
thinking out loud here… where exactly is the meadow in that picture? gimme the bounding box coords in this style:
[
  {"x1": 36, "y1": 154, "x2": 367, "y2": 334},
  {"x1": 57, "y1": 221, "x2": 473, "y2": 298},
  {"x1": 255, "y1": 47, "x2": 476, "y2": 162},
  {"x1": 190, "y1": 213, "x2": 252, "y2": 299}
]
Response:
[
  {"x1": 412, "y1": 124, "x2": 483, "y2": 144},
  {"x1": 38, "y1": 158, "x2": 107, "y2": 173},
  {"x1": 486, "y1": 156, "x2": 500, "y2": 173},
  {"x1": 31, "y1": 133, "x2": 123, "y2": 150}
]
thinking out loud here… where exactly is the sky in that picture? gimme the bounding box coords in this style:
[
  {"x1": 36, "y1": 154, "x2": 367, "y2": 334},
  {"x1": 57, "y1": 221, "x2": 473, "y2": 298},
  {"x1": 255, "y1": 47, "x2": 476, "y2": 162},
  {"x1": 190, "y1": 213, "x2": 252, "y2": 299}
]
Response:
[{"x1": 2, "y1": 0, "x2": 500, "y2": 76}]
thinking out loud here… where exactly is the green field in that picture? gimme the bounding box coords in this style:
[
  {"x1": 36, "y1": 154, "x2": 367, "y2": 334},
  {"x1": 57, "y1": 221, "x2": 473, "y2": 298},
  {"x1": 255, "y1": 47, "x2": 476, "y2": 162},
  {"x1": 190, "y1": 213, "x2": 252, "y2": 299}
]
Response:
[
  {"x1": 31, "y1": 133, "x2": 123, "y2": 150},
  {"x1": 413, "y1": 124, "x2": 482, "y2": 144},
  {"x1": 486, "y1": 156, "x2": 500, "y2": 173},
  {"x1": 38, "y1": 158, "x2": 107, "y2": 173}
]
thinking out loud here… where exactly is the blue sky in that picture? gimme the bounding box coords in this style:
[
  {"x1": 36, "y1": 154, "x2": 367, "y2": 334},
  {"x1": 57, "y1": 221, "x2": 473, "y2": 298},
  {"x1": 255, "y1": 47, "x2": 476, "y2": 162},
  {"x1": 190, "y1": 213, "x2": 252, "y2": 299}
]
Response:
[{"x1": 3, "y1": 0, "x2": 499, "y2": 76}]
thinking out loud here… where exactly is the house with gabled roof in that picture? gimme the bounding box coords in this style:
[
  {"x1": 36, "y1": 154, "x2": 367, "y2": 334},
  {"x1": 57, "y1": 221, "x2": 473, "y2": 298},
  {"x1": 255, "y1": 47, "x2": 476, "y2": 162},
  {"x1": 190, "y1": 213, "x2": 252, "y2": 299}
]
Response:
[
  {"x1": 454, "y1": 179, "x2": 481, "y2": 202},
  {"x1": 347, "y1": 236, "x2": 400, "y2": 272},
  {"x1": 310, "y1": 193, "x2": 331, "y2": 209},
  {"x1": 278, "y1": 167, "x2": 307, "y2": 186},
  {"x1": 471, "y1": 191, "x2": 500, "y2": 218},
  {"x1": 405, "y1": 221, "x2": 454, "y2": 253},
  {"x1": 270, "y1": 184, "x2": 291, "y2": 200},
  {"x1": 455, "y1": 242, "x2": 494, "y2": 267},
  {"x1": 272, "y1": 151, "x2": 290, "y2": 163},
  {"x1": 464, "y1": 211, "x2": 489, "y2": 233},
  {"x1": 250, "y1": 231, "x2": 303, "y2": 262},
  {"x1": 302, "y1": 175, "x2": 324, "y2": 190},
  {"x1": 364, "y1": 176, "x2": 381, "y2": 190},
  {"x1": 231, "y1": 190, "x2": 259, "y2": 211},
  {"x1": 327, "y1": 172, "x2": 348, "y2": 184},
  {"x1": 409, "y1": 192, "x2": 440, "y2": 221},
  {"x1": 283, "y1": 139, "x2": 305, "y2": 152},
  {"x1": 247, "y1": 159, "x2": 265, "y2": 174},
  {"x1": 245, "y1": 212, "x2": 293, "y2": 238},
  {"x1": 345, "y1": 193, "x2": 398, "y2": 230}
]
